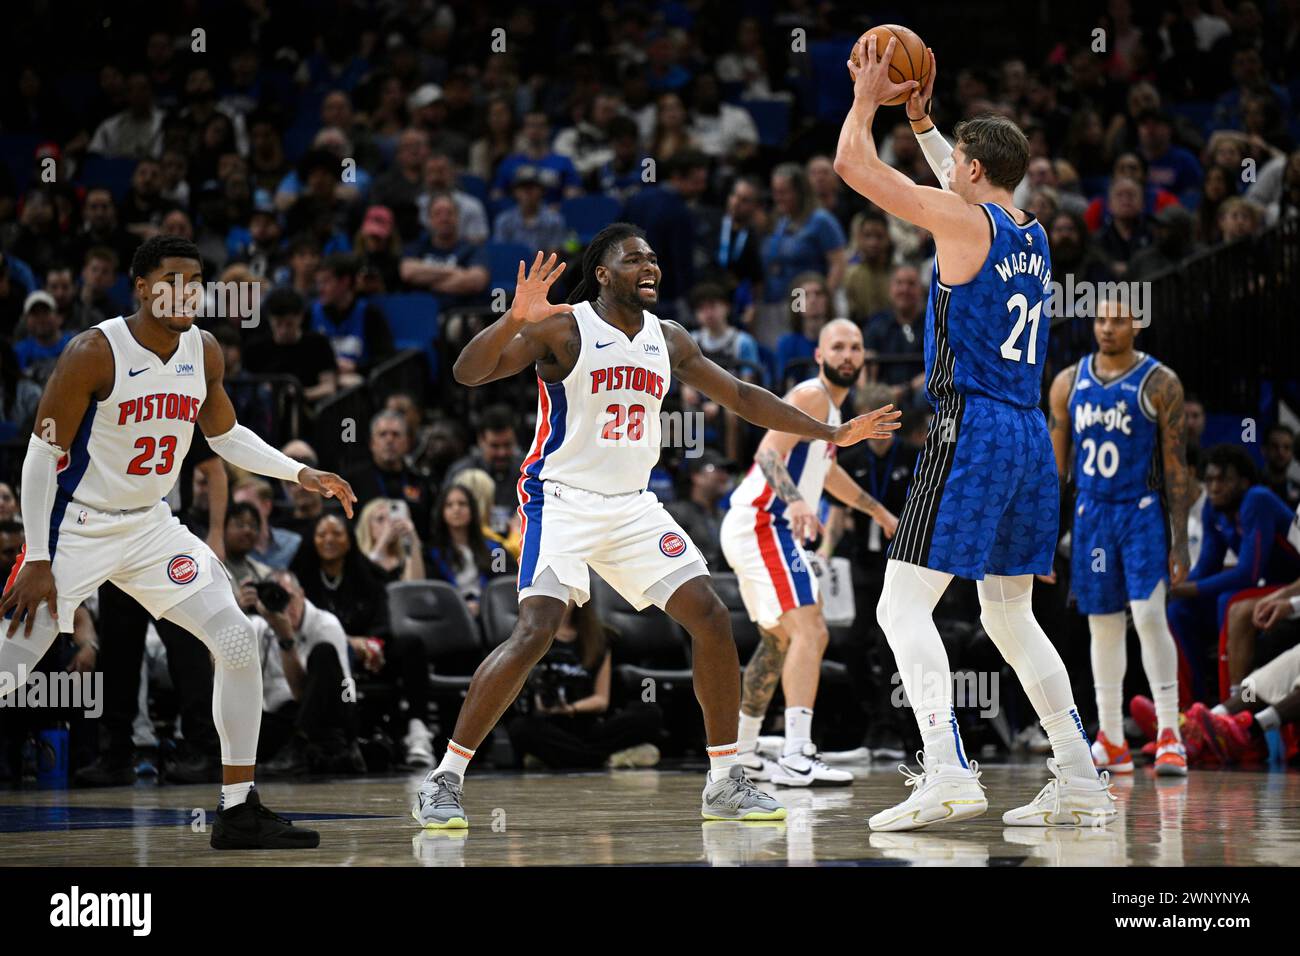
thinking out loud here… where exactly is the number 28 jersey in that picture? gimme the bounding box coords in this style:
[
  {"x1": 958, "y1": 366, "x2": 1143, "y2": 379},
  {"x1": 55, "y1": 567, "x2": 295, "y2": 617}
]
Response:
[
  {"x1": 926, "y1": 202, "x2": 1051, "y2": 410},
  {"x1": 57, "y1": 316, "x2": 207, "y2": 513}
]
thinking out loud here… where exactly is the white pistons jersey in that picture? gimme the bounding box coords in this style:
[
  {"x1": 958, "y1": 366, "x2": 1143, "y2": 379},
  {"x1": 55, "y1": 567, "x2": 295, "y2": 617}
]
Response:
[
  {"x1": 729, "y1": 378, "x2": 840, "y2": 520},
  {"x1": 519, "y1": 300, "x2": 671, "y2": 497},
  {"x1": 57, "y1": 316, "x2": 207, "y2": 514}
]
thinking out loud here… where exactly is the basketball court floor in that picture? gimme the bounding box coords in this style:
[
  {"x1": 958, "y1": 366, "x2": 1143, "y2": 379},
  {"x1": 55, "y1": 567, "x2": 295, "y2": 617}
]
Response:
[{"x1": 1, "y1": 759, "x2": 1297, "y2": 866}]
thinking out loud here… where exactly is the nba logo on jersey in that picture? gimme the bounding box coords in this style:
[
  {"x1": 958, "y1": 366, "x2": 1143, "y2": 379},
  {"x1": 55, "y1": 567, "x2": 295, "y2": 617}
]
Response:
[
  {"x1": 659, "y1": 532, "x2": 686, "y2": 557},
  {"x1": 167, "y1": 554, "x2": 198, "y2": 585}
]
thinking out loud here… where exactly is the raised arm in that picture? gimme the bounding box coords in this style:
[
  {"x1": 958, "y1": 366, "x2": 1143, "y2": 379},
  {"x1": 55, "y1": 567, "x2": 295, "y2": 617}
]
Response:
[
  {"x1": 1148, "y1": 365, "x2": 1192, "y2": 585},
  {"x1": 452, "y1": 252, "x2": 575, "y2": 386},
  {"x1": 664, "y1": 321, "x2": 900, "y2": 446},
  {"x1": 904, "y1": 47, "x2": 953, "y2": 190}
]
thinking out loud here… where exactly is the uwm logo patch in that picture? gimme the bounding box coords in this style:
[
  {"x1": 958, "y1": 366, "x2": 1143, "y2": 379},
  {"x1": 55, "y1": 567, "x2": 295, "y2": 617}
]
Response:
[
  {"x1": 167, "y1": 554, "x2": 198, "y2": 585},
  {"x1": 658, "y1": 532, "x2": 686, "y2": 558}
]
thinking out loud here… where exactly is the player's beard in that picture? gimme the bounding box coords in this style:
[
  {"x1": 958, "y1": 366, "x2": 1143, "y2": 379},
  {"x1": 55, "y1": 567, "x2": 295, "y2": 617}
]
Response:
[{"x1": 822, "y1": 360, "x2": 860, "y2": 388}]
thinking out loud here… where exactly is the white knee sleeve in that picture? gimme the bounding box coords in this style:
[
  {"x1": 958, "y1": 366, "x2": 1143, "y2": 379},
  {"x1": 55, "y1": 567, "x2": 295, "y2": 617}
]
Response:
[
  {"x1": 1088, "y1": 612, "x2": 1127, "y2": 739},
  {"x1": 876, "y1": 560, "x2": 954, "y2": 712},
  {"x1": 1130, "y1": 580, "x2": 1179, "y2": 730},
  {"x1": 977, "y1": 574, "x2": 1074, "y2": 718},
  {"x1": 161, "y1": 580, "x2": 262, "y2": 766}
]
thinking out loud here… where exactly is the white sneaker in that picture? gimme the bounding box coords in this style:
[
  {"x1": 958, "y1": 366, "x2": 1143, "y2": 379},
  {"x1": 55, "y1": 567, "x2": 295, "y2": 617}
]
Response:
[
  {"x1": 756, "y1": 735, "x2": 784, "y2": 760},
  {"x1": 1002, "y1": 758, "x2": 1118, "y2": 827},
  {"x1": 606, "y1": 742, "x2": 660, "y2": 768},
  {"x1": 738, "y1": 747, "x2": 777, "y2": 782},
  {"x1": 868, "y1": 754, "x2": 987, "y2": 832},
  {"x1": 769, "y1": 742, "x2": 854, "y2": 787},
  {"x1": 404, "y1": 719, "x2": 434, "y2": 768}
]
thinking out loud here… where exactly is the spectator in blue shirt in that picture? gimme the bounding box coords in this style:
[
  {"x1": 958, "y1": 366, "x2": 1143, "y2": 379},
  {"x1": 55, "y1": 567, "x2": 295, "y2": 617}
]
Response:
[
  {"x1": 863, "y1": 264, "x2": 927, "y2": 407},
  {"x1": 592, "y1": 116, "x2": 648, "y2": 202},
  {"x1": 1136, "y1": 110, "x2": 1203, "y2": 205},
  {"x1": 13, "y1": 291, "x2": 72, "y2": 384},
  {"x1": 491, "y1": 111, "x2": 583, "y2": 206},
  {"x1": 400, "y1": 193, "x2": 491, "y2": 311},
  {"x1": 1212, "y1": 48, "x2": 1293, "y2": 134},
  {"x1": 1168, "y1": 444, "x2": 1300, "y2": 701},
  {"x1": 760, "y1": 162, "x2": 846, "y2": 343},
  {"x1": 492, "y1": 166, "x2": 569, "y2": 255},
  {"x1": 774, "y1": 271, "x2": 830, "y2": 391},
  {"x1": 622, "y1": 150, "x2": 710, "y2": 322}
]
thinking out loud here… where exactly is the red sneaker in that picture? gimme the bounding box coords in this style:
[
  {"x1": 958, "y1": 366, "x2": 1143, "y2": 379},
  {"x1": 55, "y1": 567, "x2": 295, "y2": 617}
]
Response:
[
  {"x1": 1178, "y1": 711, "x2": 1211, "y2": 765},
  {"x1": 1091, "y1": 730, "x2": 1134, "y2": 773},
  {"x1": 1153, "y1": 727, "x2": 1188, "y2": 776},
  {"x1": 1129, "y1": 695, "x2": 1157, "y2": 742},
  {"x1": 1188, "y1": 703, "x2": 1232, "y2": 764},
  {"x1": 1227, "y1": 711, "x2": 1267, "y2": 762}
]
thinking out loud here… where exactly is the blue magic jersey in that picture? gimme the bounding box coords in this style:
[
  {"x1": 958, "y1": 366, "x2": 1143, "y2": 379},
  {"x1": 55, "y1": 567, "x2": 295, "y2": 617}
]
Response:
[
  {"x1": 1068, "y1": 352, "x2": 1162, "y2": 501},
  {"x1": 926, "y1": 203, "x2": 1051, "y2": 410}
]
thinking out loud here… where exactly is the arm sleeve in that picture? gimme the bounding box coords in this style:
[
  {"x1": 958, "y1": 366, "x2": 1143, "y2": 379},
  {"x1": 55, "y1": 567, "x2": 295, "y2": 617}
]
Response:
[
  {"x1": 206, "y1": 424, "x2": 305, "y2": 483},
  {"x1": 914, "y1": 127, "x2": 954, "y2": 191},
  {"x1": 19, "y1": 434, "x2": 63, "y2": 562},
  {"x1": 1194, "y1": 493, "x2": 1271, "y2": 598}
]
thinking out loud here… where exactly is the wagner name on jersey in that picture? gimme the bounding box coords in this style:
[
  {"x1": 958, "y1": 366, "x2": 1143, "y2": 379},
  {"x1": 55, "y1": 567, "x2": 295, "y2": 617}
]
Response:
[
  {"x1": 519, "y1": 299, "x2": 671, "y2": 502},
  {"x1": 1068, "y1": 352, "x2": 1163, "y2": 501},
  {"x1": 55, "y1": 316, "x2": 207, "y2": 520}
]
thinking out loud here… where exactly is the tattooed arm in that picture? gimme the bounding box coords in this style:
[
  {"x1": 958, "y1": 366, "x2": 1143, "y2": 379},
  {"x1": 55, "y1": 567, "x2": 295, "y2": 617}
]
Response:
[
  {"x1": 1046, "y1": 363, "x2": 1076, "y2": 489},
  {"x1": 752, "y1": 384, "x2": 828, "y2": 544},
  {"x1": 1148, "y1": 365, "x2": 1192, "y2": 586},
  {"x1": 824, "y1": 462, "x2": 898, "y2": 539}
]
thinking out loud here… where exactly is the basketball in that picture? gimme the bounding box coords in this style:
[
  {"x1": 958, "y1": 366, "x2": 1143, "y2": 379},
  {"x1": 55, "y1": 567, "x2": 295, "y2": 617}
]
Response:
[{"x1": 849, "y1": 24, "x2": 931, "y2": 105}]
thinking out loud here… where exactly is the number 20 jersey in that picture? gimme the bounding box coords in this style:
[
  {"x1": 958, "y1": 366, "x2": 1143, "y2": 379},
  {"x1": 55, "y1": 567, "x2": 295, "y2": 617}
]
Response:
[
  {"x1": 56, "y1": 316, "x2": 207, "y2": 513},
  {"x1": 925, "y1": 202, "x2": 1051, "y2": 410},
  {"x1": 1068, "y1": 351, "x2": 1162, "y2": 501}
]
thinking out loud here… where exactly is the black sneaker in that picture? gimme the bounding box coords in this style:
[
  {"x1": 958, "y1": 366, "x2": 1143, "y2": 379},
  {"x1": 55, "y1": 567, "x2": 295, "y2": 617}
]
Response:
[
  {"x1": 264, "y1": 737, "x2": 311, "y2": 777},
  {"x1": 74, "y1": 754, "x2": 137, "y2": 788},
  {"x1": 166, "y1": 751, "x2": 222, "y2": 784},
  {"x1": 210, "y1": 790, "x2": 320, "y2": 850}
]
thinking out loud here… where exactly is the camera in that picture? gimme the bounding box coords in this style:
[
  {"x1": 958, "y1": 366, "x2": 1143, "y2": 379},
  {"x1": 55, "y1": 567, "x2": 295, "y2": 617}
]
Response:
[{"x1": 254, "y1": 580, "x2": 291, "y2": 614}]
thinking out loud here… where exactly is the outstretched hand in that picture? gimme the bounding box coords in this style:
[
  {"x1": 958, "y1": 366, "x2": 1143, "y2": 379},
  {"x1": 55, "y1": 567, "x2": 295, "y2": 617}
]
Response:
[
  {"x1": 512, "y1": 252, "x2": 575, "y2": 324},
  {"x1": 831, "y1": 404, "x2": 902, "y2": 447},
  {"x1": 299, "y1": 467, "x2": 358, "y2": 519}
]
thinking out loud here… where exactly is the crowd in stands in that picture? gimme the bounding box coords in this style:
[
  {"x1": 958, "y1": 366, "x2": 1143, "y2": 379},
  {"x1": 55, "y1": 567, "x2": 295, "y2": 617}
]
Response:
[{"x1": 1, "y1": 0, "x2": 1299, "y2": 781}]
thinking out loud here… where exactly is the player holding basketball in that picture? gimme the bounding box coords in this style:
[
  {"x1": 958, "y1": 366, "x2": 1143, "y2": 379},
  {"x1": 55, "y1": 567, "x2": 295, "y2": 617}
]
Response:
[
  {"x1": 1047, "y1": 299, "x2": 1191, "y2": 776},
  {"x1": 0, "y1": 236, "x2": 355, "y2": 849},
  {"x1": 414, "y1": 226, "x2": 901, "y2": 827},
  {"x1": 723, "y1": 318, "x2": 898, "y2": 786},
  {"x1": 835, "y1": 35, "x2": 1115, "y2": 829}
]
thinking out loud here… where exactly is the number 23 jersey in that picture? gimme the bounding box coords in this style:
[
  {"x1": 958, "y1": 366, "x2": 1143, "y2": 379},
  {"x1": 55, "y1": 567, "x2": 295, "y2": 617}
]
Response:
[
  {"x1": 57, "y1": 316, "x2": 207, "y2": 513},
  {"x1": 926, "y1": 202, "x2": 1051, "y2": 410}
]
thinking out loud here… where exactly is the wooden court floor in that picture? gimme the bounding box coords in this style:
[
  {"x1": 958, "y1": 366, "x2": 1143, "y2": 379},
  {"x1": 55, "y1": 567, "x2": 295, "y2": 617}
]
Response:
[{"x1": 1, "y1": 760, "x2": 1298, "y2": 866}]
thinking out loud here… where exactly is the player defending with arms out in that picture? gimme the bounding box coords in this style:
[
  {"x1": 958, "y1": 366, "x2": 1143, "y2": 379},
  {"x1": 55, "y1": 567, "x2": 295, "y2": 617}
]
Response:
[
  {"x1": 414, "y1": 226, "x2": 900, "y2": 827},
  {"x1": 835, "y1": 36, "x2": 1115, "y2": 830},
  {"x1": 1047, "y1": 299, "x2": 1192, "y2": 776},
  {"x1": 0, "y1": 236, "x2": 356, "y2": 849},
  {"x1": 723, "y1": 318, "x2": 899, "y2": 786}
]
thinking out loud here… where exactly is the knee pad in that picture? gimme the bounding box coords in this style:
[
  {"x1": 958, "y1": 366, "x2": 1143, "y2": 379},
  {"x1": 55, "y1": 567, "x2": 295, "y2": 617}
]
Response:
[
  {"x1": 161, "y1": 579, "x2": 258, "y2": 670},
  {"x1": 208, "y1": 610, "x2": 258, "y2": 670}
]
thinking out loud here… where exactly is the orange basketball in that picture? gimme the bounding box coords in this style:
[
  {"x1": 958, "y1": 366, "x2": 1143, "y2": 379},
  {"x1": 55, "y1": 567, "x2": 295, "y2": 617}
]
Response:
[{"x1": 849, "y1": 24, "x2": 931, "y2": 106}]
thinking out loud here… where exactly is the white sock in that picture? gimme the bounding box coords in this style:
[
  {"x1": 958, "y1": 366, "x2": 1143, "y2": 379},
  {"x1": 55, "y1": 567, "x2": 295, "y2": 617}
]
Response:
[
  {"x1": 1088, "y1": 613, "x2": 1127, "y2": 741},
  {"x1": 1131, "y1": 583, "x2": 1181, "y2": 736},
  {"x1": 220, "y1": 781, "x2": 254, "y2": 810},
  {"x1": 435, "y1": 740, "x2": 475, "y2": 779},
  {"x1": 783, "y1": 707, "x2": 813, "y2": 756},
  {"x1": 1255, "y1": 707, "x2": 1280, "y2": 731},
  {"x1": 737, "y1": 712, "x2": 764, "y2": 754},
  {"x1": 919, "y1": 706, "x2": 967, "y2": 769},
  {"x1": 1041, "y1": 707, "x2": 1097, "y2": 779},
  {"x1": 707, "y1": 742, "x2": 740, "y2": 782}
]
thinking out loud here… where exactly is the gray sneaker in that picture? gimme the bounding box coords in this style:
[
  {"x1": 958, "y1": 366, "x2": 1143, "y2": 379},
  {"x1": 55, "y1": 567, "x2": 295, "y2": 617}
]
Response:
[
  {"x1": 411, "y1": 771, "x2": 469, "y2": 829},
  {"x1": 702, "y1": 765, "x2": 788, "y2": 821}
]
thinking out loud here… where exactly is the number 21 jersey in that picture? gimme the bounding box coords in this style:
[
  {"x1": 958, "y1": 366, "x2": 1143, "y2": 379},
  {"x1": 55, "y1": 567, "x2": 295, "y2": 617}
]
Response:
[
  {"x1": 56, "y1": 316, "x2": 207, "y2": 513},
  {"x1": 926, "y1": 202, "x2": 1051, "y2": 410}
]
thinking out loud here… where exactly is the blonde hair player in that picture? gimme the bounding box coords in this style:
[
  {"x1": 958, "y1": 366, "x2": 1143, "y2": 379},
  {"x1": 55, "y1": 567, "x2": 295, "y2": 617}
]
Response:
[
  {"x1": 722, "y1": 318, "x2": 898, "y2": 786},
  {"x1": 835, "y1": 36, "x2": 1116, "y2": 830}
]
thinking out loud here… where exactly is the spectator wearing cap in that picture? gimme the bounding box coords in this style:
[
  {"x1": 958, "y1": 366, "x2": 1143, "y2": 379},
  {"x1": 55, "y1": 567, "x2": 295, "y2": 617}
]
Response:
[
  {"x1": 13, "y1": 291, "x2": 72, "y2": 384},
  {"x1": 417, "y1": 150, "x2": 489, "y2": 245},
  {"x1": 372, "y1": 128, "x2": 431, "y2": 242},
  {"x1": 591, "y1": 115, "x2": 649, "y2": 203},
  {"x1": 1136, "y1": 110, "x2": 1203, "y2": 205},
  {"x1": 688, "y1": 282, "x2": 761, "y2": 382},
  {"x1": 227, "y1": 189, "x2": 285, "y2": 280},
  {"x1": 491, "y1": 111, "x2": 583, "y2": 206},
  {"x1": 1129, "y1": 204, "x2": 1200, "y2": 280},
  {"x1": 243, "y1": 287, "x2": 339, "y2": 402},
  {"x1": 492, "y1": 167, "x2": 568, "y2": 255},
  {"x1": 399, "y1": 194, "x2": 490, "y2": 310},
  {"x1": 87, "y1": 71, "x2": 163, "y2": 158},
  {"x1": 666, "y1": 451, "x2": 734, "y2": 570},
  {"x1": 311, "y1": 252, "x2": 394, "y2": 381},
  {"x1": 408, "y1": 84, "x2": 470, "y2": 167},
  {"x1": 354, "y1": 205, "x2": 403, "y2": 294}
]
